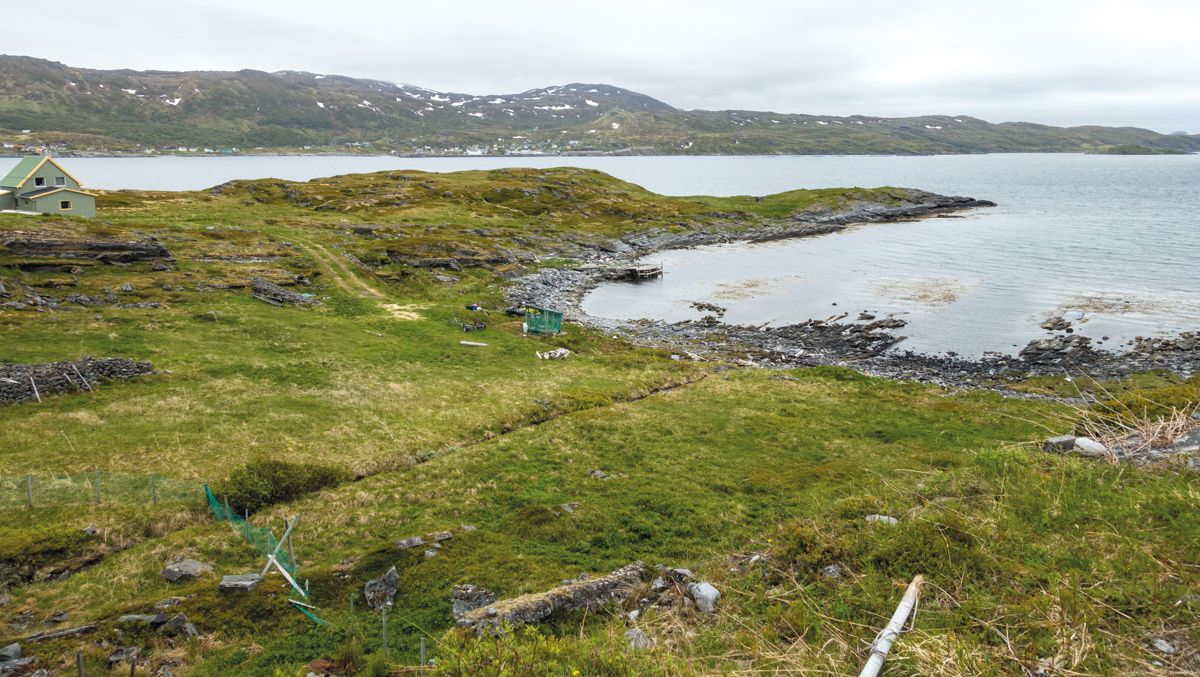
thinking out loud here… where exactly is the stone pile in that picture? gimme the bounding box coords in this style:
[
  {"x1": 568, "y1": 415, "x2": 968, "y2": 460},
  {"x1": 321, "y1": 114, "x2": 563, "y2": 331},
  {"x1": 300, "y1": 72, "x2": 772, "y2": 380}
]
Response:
[
  {"x1": 0, "y1": 357, "x2": 154, "y2": 405},
  {"x1": 458, "y1": 562, "x2": 644, "y2": 633}
]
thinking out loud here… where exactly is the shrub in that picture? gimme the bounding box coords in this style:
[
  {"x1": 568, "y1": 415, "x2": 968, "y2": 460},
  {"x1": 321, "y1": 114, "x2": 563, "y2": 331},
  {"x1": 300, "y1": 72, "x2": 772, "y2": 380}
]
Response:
[{"x1": 215, "y1": 459, "x2": 350, "y2": 515}]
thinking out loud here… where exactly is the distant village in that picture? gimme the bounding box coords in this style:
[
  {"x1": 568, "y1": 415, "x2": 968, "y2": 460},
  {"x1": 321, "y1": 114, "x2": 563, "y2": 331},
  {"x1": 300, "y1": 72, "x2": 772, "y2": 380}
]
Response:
[{"x1": 0, "y1": 134, "x2": 650, "y2": 158}]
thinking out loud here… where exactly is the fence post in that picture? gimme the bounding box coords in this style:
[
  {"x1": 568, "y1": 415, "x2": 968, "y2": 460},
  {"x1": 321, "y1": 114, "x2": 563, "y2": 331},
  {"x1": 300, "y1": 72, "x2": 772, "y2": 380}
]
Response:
[
  {"x1": 94, "y1": 470, "x2": 101, "y2": 505},
  {"x1": 130, "y1": 655, "x2": 137, "y2": 677},
  {"x1": 151, "y1": 473, "x2": 157, "y2": 505},
  {"x1": 382, "y1": 607, "x2": 388, "y2": 655},
  {"x1": 420, "y1": 637, "x2": 426, "y2": 667},
  {"x1": 224, "y1": 497, "x2": 233, "y2": 523},
  {"x1": 26, "y1": 474, "x2": 33, "y2": 508},
  {"x1": 75, "y1": 649, "x2": 84, "y2": 677}
]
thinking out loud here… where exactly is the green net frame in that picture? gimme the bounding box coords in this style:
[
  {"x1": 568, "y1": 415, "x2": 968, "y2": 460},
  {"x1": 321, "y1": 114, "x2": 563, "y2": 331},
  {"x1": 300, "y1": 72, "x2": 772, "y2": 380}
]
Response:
[{"x1": 525, "y1": 306, "x2": 563, "y2": 335}]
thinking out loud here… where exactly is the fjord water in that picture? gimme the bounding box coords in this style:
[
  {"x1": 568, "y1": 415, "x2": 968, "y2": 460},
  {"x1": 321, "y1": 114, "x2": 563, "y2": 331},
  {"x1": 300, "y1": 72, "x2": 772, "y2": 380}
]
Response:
[{"x1": 69, "y1": 153, "x2": 1200, "y2": 356}]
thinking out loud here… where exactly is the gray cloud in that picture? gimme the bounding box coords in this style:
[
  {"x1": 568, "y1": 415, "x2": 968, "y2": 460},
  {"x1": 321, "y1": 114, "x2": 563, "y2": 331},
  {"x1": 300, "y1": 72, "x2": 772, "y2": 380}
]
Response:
[{"x1": 8, "y1": 0, "x2": 1198, "y2": 132}]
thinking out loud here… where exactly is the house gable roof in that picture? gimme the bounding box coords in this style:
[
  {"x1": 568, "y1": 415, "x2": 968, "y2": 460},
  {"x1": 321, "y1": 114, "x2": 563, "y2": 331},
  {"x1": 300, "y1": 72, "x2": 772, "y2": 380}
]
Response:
[
  {"x1": 1, "y1": 157, "x2": 44, "y2": 187},
  {"x1": 0, "y1": 156, "x2": 84, "y2": 189}
]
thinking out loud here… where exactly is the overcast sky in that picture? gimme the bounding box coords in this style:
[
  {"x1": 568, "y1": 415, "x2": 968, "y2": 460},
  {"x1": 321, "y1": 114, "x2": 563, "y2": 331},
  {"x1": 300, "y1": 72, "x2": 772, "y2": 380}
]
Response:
[{"x1": 8, "y1": 0, "x2": 1198, "y2": 132}]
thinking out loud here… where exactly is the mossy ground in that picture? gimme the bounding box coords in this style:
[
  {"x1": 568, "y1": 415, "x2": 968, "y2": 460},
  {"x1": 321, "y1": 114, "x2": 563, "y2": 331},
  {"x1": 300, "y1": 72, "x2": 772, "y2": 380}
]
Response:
[{"x1": 0, "y1": 169, "x2": 1197, "y2": 675}]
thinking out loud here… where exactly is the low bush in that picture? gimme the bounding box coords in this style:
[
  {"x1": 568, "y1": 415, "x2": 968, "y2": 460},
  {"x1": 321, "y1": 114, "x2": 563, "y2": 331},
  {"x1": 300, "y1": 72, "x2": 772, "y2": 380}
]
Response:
[{"x1": 215, "y1": 459, "x2": 350, "y2": 515}]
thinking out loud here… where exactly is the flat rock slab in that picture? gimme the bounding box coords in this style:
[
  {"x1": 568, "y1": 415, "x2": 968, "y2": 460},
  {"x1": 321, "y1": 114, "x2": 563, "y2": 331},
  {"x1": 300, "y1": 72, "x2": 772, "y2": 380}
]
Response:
[{"x1": 219, "y1": 574, "x2": 263, "y2": 591}]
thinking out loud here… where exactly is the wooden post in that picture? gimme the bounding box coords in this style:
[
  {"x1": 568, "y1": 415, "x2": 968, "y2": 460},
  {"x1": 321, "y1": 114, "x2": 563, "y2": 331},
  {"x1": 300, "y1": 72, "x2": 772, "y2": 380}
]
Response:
[
  {"x1": 29, "y1": 376, "x2": 41, "y2": 403},
  {"x1": 859, "y1": 574, "x2": 924, "y2": 677},
  {"x1": 224, "y1": 497, "x2": 233, "y2": 523},
  {"x1": 75, "y1": 649, "x2": 84, "y2": 677},
  {"x1": 94, "y1": 470, "x2": 101, "y2": 505},
  {"x1": 25, "y1": 474, "x2": 33, "y2": 508},
  {"x1": 150, "y1": 474, "x2": 157, "y2": 505},
  {"x1": 420, "y1": 637, "x2": 426, "y2": 667},
  {"x1": 130, "y1": 655, "x2": 137, "y2": 676}
]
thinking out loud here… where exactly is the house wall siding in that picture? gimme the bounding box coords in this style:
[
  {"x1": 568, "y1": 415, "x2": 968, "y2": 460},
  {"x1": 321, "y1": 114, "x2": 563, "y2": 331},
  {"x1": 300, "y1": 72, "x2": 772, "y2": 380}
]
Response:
[
  {"x1": 0, "y1": 193, "x2": 14, "y2": 210},
  {"x1": 30, "y1": 192, "x2": 96, "y2": 218}
]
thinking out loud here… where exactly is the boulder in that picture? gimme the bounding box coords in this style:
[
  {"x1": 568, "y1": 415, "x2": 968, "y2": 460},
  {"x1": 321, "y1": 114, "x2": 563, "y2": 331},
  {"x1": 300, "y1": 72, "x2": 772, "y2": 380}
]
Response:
[
  {"x1": 1043, "y1": 435, "x2": 1077, "y2": 453},
  {"x1": 107, "y1": 647, "x2": 139, "y2": 668},
  {"x1": 364, "y1": 566, "x2": 399, "y2": 610},
  {"x1": 820, "y1": 564, "x2": 843, "y2": 581},
  {"x1": 0, "y1": 644, "x2": 19, "y2": 661},
  {"x1": 1073, "y1": 437, "x2": 1108, "y2": 457},
  {"x1": 0, "y1": 657, "x2": 34, "y2": 674},
  {"x1": 428, "y1": 531, "x2": 453, "y2": 542},
  {"x1": 218, "y1": 574, "x2": 262, "y2": 591},
  {"x1": 624, "y1": 627, "x2": 653, "y2": 650},
  {"x1": 162, "y1": 558, "x2": 212, "y2": 583},
  {"x1": 688, "y1": 582, "x2": 721, "y2": 614},
  {"x1": 397, "y1": 536, "x2": 425, "y2": 550},
  {"x1": 158, "y1": 614, "x2": 196, "y2": 638}
]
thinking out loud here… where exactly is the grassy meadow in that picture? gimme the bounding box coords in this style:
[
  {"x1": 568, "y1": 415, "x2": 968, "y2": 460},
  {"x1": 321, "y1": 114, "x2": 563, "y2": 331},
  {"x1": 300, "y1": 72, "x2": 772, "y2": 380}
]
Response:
[{"x1": 0, "y1": 168, "x2": 1197, "y2": 675}]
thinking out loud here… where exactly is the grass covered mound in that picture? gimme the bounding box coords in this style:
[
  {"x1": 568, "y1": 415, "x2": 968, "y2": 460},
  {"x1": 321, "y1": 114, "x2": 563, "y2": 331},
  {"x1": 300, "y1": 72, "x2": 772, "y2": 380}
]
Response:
[{"x1": 0, "y1": 168, "x2": 1197, "y2": 675}]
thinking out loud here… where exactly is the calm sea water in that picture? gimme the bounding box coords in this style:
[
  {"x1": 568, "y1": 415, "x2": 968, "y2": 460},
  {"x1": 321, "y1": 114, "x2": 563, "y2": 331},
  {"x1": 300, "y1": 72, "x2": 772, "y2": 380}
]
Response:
[{"x1": 42, "y1": 153, "x2": 1200, "y2": 357}]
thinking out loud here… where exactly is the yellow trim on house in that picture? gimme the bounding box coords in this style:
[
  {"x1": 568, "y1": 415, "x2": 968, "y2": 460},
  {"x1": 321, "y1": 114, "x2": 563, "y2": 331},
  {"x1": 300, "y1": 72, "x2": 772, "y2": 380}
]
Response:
[
  {"x1": 25, "y1": 187, "x2": 98, "y2": 199},
  {"x1": 14, "y1": 157, "x2": 85, "y2": 189}
]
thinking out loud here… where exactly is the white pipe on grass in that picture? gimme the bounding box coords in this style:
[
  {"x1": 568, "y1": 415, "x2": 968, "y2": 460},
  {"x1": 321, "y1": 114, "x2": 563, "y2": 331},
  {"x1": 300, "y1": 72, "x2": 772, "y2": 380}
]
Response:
[{"x1": 859, "y1": 574, "x2": 924, "y2": 677}]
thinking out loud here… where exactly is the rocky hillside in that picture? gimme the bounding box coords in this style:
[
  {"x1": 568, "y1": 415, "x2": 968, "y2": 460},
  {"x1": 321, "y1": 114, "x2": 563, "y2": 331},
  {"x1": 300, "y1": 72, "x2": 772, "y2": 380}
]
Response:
[{"x1": 2, "y1": 54, "x2": 1199, "y2": 155}]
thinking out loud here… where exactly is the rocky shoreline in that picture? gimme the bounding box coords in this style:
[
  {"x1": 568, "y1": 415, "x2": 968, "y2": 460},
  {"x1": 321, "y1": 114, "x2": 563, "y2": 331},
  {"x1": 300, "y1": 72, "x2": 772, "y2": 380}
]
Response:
[{"x1": 508, "y1": 192, "x2": 1200, "y2": 390}]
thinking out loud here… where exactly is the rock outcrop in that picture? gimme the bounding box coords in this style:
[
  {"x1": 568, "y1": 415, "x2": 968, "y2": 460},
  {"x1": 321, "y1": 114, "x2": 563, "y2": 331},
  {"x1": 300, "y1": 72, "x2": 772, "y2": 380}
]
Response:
[{"x1": 457, "y1": 562, "x2": 644, "y2": 633}]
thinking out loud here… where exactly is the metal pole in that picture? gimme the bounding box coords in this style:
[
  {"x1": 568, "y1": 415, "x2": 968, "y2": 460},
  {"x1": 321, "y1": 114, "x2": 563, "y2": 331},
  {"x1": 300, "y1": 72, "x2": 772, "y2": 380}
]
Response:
[
  {"x1": 94, "y1": 470, "x2": 101, "y2": 505},
  {"x1": 420, "y1": 637, "x2": 426, "y2": 667},
  {"x1": 151, "y1": 474, "x2": 157, "y2": 505},
  {"x1": 29, "y1": 376, "x2": 41, "y2": 403},
  {"x1": 25, "y1": 474, "x2": 33, "y2": 508},
  {"x1": 130, "y1": 655, "x2": 137, "y2": 676},
  {"x1": 382, "y1": 607, "x2": 388, "y2": 655},
  {"x1": 75, "y1": 649, "x2": 84, "y2": 677}
]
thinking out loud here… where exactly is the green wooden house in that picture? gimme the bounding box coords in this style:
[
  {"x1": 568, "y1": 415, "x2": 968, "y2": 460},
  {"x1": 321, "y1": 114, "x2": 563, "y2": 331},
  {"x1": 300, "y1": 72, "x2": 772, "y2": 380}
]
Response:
[{"x1": 0, "y1": 156, "x2": 97, "y2": 218}]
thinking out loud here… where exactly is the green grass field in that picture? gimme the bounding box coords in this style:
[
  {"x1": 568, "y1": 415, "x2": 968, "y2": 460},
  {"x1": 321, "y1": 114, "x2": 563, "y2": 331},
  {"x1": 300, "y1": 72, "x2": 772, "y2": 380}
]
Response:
[{"x1": 1, "y1": 169, "x2": 1197, "y2": 675}]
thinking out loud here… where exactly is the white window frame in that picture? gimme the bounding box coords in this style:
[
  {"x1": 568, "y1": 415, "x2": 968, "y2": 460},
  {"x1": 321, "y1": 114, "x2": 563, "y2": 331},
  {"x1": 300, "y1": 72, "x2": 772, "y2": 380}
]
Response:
[
  {"x1": 59, "y1": 199, "x2": 72, "y2": 211},
  {"x1": 55, "y1": 176, "x2": 66, "y2": 186},
  {"x1": 34, "y1": 176, "x2": 46, "y2": 187}
]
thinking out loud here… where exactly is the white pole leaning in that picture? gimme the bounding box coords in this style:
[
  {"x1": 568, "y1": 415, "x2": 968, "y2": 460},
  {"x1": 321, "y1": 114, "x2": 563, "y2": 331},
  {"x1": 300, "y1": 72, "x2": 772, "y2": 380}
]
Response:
[{"x1": 859, "y1": 574, "x2": 924, "y2": 677}]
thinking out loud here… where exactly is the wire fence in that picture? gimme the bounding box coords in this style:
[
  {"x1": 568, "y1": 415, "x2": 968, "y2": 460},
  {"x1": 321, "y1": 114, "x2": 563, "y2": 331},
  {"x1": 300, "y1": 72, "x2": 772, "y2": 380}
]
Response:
[{"x1": 0, "y1": 472, "x2": 205, "y2": 509}]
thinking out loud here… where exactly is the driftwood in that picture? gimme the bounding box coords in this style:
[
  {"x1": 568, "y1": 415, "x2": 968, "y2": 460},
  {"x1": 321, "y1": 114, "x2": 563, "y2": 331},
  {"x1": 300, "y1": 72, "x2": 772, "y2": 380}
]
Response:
[{"x1": 859, "y1": 574, "x2": 924, "y2": 677}]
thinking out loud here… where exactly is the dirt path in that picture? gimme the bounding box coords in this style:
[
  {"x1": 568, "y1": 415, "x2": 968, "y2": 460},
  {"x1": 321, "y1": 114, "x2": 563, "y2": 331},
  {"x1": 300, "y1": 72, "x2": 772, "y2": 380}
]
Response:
[{"x1": 292, "y1": 238, "x2": 430, "y2": 321}]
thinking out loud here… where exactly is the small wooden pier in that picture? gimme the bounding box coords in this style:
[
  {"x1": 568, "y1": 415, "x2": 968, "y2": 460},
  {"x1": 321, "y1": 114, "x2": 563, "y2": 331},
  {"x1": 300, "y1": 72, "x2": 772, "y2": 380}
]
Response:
[{"x1": 587, "y1": 262, "x2": 664, "y2": 281}]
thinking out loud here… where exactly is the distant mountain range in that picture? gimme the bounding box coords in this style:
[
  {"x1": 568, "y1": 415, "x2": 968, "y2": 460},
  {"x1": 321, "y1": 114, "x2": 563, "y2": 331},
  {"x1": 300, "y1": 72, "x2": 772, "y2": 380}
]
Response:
[{"x1": 1, "y1": 55, "x2": 1197, "y2": 156}]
